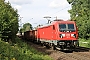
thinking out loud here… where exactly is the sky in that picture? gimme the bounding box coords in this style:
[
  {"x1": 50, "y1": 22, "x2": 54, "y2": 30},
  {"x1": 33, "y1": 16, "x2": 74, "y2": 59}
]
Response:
[{"x1": 5, "y1": 0, "x2": 71, "y2": 27}]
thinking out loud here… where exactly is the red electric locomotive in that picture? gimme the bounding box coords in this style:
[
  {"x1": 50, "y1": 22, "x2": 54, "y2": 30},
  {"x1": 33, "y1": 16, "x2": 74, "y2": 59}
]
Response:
[{"x1": 36, "y1": 19, "x2": 79, "y2": 50}]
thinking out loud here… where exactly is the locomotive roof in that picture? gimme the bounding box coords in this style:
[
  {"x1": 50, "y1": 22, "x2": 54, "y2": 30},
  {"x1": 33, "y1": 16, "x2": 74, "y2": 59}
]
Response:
[
  {"x1": 52, "y1": 20, "x2": 75, "y2": 24},
  {"x1": 38, "y1": 20, "x2": 76, "y2": 28},
  {"x1": 38, "y1": 23, "x2": 52, "y2": 28}
]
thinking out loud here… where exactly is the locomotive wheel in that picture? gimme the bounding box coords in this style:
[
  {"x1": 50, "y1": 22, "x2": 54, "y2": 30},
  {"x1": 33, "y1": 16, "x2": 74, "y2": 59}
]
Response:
[
  {"x1": 51, "y1": 44, "x2": 56, "y2": 50},
  {"x1": 77, "y1": 42, "x2": 79, "y2": 47},
  {"x1": 40, "y1": 43, "x2": 44, "y2": 46},
  {"x1": 46, "y1": 45, "x2": 50, "y2": 49}
]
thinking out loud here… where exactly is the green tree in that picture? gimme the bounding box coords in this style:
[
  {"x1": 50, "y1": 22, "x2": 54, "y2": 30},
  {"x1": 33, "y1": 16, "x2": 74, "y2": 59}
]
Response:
[
  {"x1": 20, "y1": 23, "x2": 32, "y2": 33},
  {"x1": 0, "y1": 0, "x2": 19, "y2": 41},
  {"x1": 67, "y1": 0, "x2": 90, "y2": 39}
]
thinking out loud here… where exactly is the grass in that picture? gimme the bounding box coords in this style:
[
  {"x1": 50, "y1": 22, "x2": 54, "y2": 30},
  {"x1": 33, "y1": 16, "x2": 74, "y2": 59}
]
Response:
[
  {"x1": 0, "y1": 38, "x2": 53, "y2": 60},
  {"x1": 79, "y1": 38, "x2": 90, "y2": 48}
]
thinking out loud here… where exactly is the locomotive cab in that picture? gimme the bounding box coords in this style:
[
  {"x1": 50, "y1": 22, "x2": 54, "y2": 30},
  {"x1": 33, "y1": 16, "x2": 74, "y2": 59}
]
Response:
[{"x1": 55, "y1": 21, "x2": 79, "y2": 50}]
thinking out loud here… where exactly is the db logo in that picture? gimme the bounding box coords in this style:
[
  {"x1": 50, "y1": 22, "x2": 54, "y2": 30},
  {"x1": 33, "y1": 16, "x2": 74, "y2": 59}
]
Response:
[{"x1": 66, "y1": 34, "x2": 70, "y2": 37}]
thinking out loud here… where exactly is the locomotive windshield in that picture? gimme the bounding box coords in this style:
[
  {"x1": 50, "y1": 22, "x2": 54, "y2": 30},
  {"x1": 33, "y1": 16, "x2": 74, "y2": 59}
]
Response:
[{"x1": 59, "y1": 24, "x2": 75, "y2": 32}]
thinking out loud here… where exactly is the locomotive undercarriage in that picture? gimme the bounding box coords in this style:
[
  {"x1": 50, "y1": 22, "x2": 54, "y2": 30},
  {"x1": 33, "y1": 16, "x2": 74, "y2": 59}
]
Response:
[
  {"x1": 38, "y1": 39, "x2": 79, "y2": 50},
  {"x1": 57, "y1": 40, "x2": 79, "y2": 50}
]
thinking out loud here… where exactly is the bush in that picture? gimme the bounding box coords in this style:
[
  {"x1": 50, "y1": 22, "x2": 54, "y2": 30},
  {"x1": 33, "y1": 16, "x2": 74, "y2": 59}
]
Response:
[
  {"x1": 79, "y1": 38, "x2": 90, "y2": 48},
  {"x1": 0, "y1": 38, "x2": 52, "y2": 60}
]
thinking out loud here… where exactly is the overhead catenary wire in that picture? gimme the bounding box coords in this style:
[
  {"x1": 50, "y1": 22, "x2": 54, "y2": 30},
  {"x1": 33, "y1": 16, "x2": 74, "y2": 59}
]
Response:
[
  {"x1": 33, "y1": 6, "x2": 71, "y2": 26},
  {"x1": 33, "y1": 6, "x2": 71, "y2": 24},
  {"x1": 51, "y1": 6, "x2": 71, "y2": 16}
]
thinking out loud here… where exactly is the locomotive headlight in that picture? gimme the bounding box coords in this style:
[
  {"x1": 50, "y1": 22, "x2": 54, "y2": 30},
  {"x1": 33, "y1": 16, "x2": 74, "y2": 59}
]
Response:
[
  {"x1": 71, "y1": 34, "x2": 74, "y2": 36},
  {"x1": 62, "y1": 34, "x2": 65, "y2": 37},
  {"x1": 60, "y1": 34, "x2": 65, "y2": 38},
  {"x1": 60, "y1": 34, "x2": 63, "y2": 38},
  {"x1": 71, "y1": 34, "x2": 76, "y2": 38}
]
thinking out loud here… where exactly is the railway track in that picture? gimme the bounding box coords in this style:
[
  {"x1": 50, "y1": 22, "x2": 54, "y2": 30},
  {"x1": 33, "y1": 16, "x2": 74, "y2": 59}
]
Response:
[
  {"x1": 52, "y1": 47, "x2": 90, "y2": 60},
  {"x1": 53, "y1": 47, "x2": 90, "y2": 60},
  {"x1": 26, "y1": 41, "x2": 90, "y2": 60}
]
